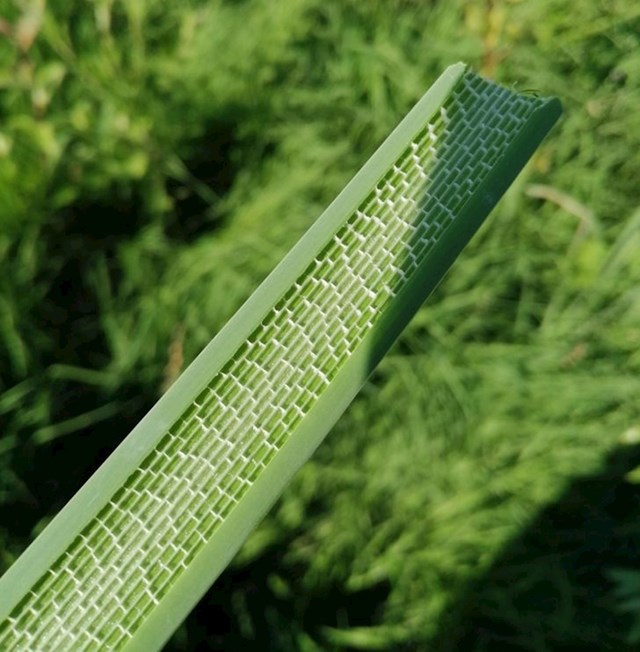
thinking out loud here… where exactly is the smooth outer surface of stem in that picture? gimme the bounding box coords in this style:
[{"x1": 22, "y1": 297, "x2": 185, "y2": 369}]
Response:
[{"x1": 0, "y1": 63, "x2": 561, "y2": 651}]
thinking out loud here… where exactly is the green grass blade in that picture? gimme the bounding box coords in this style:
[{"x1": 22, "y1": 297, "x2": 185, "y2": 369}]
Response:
[{"x1": 0, "y1": 63, "x2": 561, "y2": 651}]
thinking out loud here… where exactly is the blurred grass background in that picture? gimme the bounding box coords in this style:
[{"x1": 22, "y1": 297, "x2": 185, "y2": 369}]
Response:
[{"x1": 0, "y1": 0, "x2": 639, "y2": 649}]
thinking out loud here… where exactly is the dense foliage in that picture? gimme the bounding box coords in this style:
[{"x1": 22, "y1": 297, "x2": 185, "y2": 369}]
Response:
[{"x1": 1, "y1": 0, "x2": 639, "y2": 649}]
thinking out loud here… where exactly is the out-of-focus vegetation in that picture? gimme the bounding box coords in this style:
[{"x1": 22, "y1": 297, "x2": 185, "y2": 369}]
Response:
[{"x1": 0, "y1": 0, "x2": 639, "y2": 649}]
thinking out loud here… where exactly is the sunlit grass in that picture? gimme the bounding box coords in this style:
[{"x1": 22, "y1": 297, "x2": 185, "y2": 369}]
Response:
[{"x1": 0, "y1": 0, "x2": 638, "y2": 649}]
